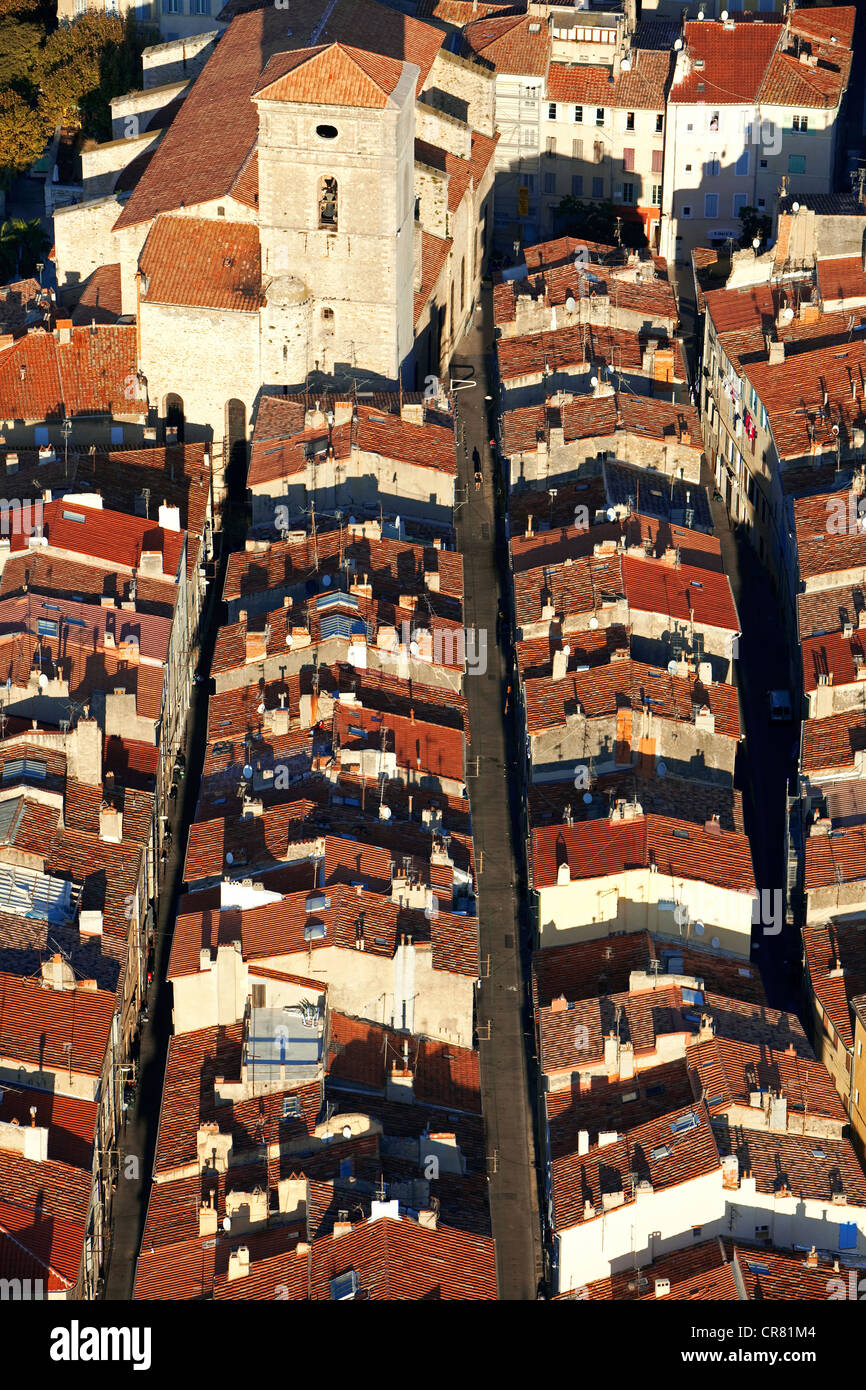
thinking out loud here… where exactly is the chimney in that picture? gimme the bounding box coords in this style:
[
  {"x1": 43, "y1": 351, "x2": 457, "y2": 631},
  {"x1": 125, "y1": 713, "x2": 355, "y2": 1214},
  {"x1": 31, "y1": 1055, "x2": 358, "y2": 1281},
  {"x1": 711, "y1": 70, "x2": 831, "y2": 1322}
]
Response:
[
  {"x1": 418, "y1": 1209, "x2": 438, "y2": 1230},
  {"x1": 552, "y1": 647, "x2": 568, "y2": 681},
  {"x1": 333, "y1": 1220, "x2": 353, "y2": 1239},
  {"x1": 805, "y1": 1246, "x2": 818, "y2": 1268},
  {"x1": 768, "y1": 340, "x2": 785, "y2": 366},
  {"x1": 550, "y1": 994, "x2": 568, "y2": 1013},
  {"x1": 99, "y1": 804, "x2": 123, "y2": 843},
  {"x1": 56, "y1": 318, "x2": 72, "y2": 345},
  {"x1": 227, "y1": 1246, "x2": 250, "y2": 1280}
]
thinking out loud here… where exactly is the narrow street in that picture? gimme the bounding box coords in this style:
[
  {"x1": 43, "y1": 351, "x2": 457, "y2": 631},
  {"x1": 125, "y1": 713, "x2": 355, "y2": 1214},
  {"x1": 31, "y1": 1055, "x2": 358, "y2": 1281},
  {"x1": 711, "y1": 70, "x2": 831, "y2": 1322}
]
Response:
[
  {"x1": 103, "y1": 484, "x2": 245, "y2": 1299},
  {"x1": 451, "y1": 288, "x2": 543, "y2": 1301}
]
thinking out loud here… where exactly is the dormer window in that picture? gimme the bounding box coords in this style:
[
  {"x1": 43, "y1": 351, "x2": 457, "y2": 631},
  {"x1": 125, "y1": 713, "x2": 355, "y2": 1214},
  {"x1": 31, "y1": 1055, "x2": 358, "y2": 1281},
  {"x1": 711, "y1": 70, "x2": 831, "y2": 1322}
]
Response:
[{"x1": 318, "y1": 175, "x2": 338, "y2": 230}]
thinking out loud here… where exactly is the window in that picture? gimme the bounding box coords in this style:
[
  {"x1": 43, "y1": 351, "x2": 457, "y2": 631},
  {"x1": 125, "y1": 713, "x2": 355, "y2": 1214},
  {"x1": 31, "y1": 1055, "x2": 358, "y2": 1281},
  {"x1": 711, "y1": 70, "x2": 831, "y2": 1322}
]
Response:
[
  {"x1": 522, "y1": 127, "x2": 538, "y2": 147},
  {"x1": 759, "y1": 158, "x2": 768, "y2": 169},
  {"x1": 572, "y1": 138, "x2": 583, "y2": 158},
  {"x1": 709, "y1": 110, "x2": 719, "y2": 131},
  {"x1": 548, "y1": 102, "x2": 557, "y2": 120},
  {"x1": 110, "y1": 425, "x2": 123, "y2": 446},
  {"x1": 460, "y1": 256, "x2": 465, "y2": 309},
  {"x1": 757, "y1": 197, "x2": 766, "y2": 209},
  {"x1": 523, "y1": 174, "x2": 535, "y2": 193},
  {"x1": 318, "y1": 175, "x2": 338, "y2": 229},
  {"x1": 684, "y1": 163, "x2": 692, "y2": 172},
  {"x1": 652, "y1": 184, "x2": 662, "y2": 204},
  {"x1": 622, "y1": 147, "x2": 635, "y2": 172},
  {"x1": 34, "y1": 426, "x2": 49, "y2": 447},
  {"x1": 2, "y1": 757, "x2": 45, "y2": 784},
  {"x1": 36, "y1": 618, "x2": 58, "y2": 638},
  {"x1": 754, "y1": 1225, "x2": 769, "y2": 1239},
  {"x1": 706, "y1": 154, "x2": 720, "y2": 177},
  {"x1": 692, "y1": 1227, "x2": 703, "y2": 1239},
  {"x1": 622, "y1": 183, "x2": 635, "y2": 205},
  {"x1": 681, "y1": 204, "x2": 692, "y2": 218},
  {"x1": 282, "y1": 1095, "x2": 302, "y2": 1119},
  {"x1": 544, "y1": 172, "x2": 555, "y2": 194},
  {"x1": 251, "y1": 983, "x2": 266, "y2": 1008},
  {"x1": 574, "y1": 105, "x2": 583, "y2": 123},
  {"x1": 191, "y1": 0, "x2": 210, "y2": 12},
  {"x1": 316, "y1": 124, "x2": 338, "y2": 140},
  {"x1": 732, "y1": 193, "x2": 747, "y2": 218},
  {"x1": 788, "y1": 154, "x2": 806, "y2": 175},
  {"x1": 592, "y1": 176, "x2": 604, "y2": 198},
  {"x1": 572, "y1": 175, "x2": 583, "y2": 196},
  {"x1": 161, "y1": 0, "x2": 179, "y2": 10},
  {"x1": 793, "y1": 114, "x2": 808, "y2": 132},
  {"x1": 651, "y1": 149, "x2": 663, "y2": 174},
  {"x1": 705, "y1": 193, "x2": 718, "y2": 218},
  {"x1": 735, "y1": 149, "x2": 750, "y2": 176},
  {"x1": 626, "y1": 111, "x2": 635, "y2": 131},
  {"x1": 656, "y1": 114, "x2": 663, "y2": 133},
  {"x1": 595, "y1": 108, "x2": 605, "y2": 126},
  {"x1": 546, "y1": 136, "x2": 556, "y2": 156}
]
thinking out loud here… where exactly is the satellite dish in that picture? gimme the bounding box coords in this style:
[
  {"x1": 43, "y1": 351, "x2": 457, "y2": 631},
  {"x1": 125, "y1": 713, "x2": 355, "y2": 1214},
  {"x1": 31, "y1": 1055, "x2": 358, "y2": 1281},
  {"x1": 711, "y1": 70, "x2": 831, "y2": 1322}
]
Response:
[
  {"x1": 342, "y1": 1125, "x2": 352, "y2": 1139},
  {"x1": 591, "y1": 375, "x2": 600, "y2": 388},
  {"x1": 832, "y1": 424, "x2": 840, "y2": 436},
  {"x1": 38, "y1": 673, "x2": 48, "y2": 689},
  {"x1": 621, "y1": 58, "x2": 631, "y2": 70},
  {"x1": 565, "y1": 295, "x2": 576, "y2": 312},
  {"x1": 667, "y1": 660, "x2": 678, "y2": 675},
  {"x1": 697, "y1": 8, "x2": 705, "y2": 17},
  {"x1": 348, "y1": 516, "x2": 357, "y2": 526},
  {"x1": 582, "y1": 791, "x2": 593, "y2": 805},
  {"x1": 242, "y1": 764, "x2": 253, "y2": 780},
  {"x1": 720, "y1": 9, "x2": 728, "y2": 19},
  {"x1": 322, "y1": 574, "x2": 331, "y2": 587},
  {"x1": 606, "y1": 507, "x2": 617, "y2": 522},
  {"x1": 792, "y1": 201, "x2": 800, "y2": 213},
  {"x1": 380, "y1": 805, "x2": 392, "y2": 820},
  {"x1": 409, "y1": 640, "x2": 419, "y2": 655},
  {"x1": 226, "y1": 851, "x2": 234, "y2": 865},
  {"x1": 674, "y1": 37, "x2": 683, "y2": 49},
  {"x1": 694, "y1": 920, "x2": 705, "y2": 935},
  {"x1": 711, "y1": 937, "x2": 720, "y2": 949},
  {"x1": 222, "y1": 1217, "x2": 231, "y2": 1232},
  {"x1": 657, "y1": 761, "x2": 667, "y2": 778},
  {"x1": 782, "y1": 307, "x2": 794, "y2": 322},
  {"x1": 589, "y1": 616, "x2": 599, "y2": 629},
  {"x1": 285, "y1": 633, "x2": 293, "y2": 647},
  {"x1": 256, "y1": 702, "x2": 265, "y2": 714},
  {"x1": 563, "y1": 645, "x2": 571, "y2": 657}
]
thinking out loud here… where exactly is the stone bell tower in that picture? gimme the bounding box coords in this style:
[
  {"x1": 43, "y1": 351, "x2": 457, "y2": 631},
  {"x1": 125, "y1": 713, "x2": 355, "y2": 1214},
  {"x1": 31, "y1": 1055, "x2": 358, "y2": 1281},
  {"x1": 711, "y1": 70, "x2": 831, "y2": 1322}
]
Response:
[{"x1": 254, "y1": 42, "x2": 418, "y2": 389}]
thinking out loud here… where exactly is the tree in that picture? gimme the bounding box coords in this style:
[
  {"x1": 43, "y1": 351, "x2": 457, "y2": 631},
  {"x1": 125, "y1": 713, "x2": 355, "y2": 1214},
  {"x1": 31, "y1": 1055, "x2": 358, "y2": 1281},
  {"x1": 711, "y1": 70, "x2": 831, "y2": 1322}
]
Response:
[
  {"x1": 738, "y1": 205, "x2": 772, "y2": 251},
  {"x1": 35, "y1": 11, "x2": 149, "y2": 141},
  {"x1": 0, "y1": 19, "x2": 43, "y2": 96},
  {"x1": 554, "y1": 197, "x2": 647, "y2": 251},
  {"x1": 8, "y1": 216, "x2": 51, "y2": 277},
  {"x1": 0, "y1": 88, "x2": 48, "y2": 188}
]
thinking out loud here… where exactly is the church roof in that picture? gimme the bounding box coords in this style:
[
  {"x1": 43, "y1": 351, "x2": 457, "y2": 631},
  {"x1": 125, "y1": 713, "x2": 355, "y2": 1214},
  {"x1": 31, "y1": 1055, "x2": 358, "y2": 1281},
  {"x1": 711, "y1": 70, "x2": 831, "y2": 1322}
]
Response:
[{"x1": 254, "y1": 42, "x2": 407, "y2": 108}]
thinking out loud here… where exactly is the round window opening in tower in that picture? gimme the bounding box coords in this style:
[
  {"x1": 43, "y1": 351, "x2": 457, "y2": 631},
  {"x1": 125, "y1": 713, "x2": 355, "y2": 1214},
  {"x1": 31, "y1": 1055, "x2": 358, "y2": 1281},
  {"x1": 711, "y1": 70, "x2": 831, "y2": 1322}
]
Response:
[{"x1": 316, "y1": 124, "x2": 339, "y2": 139}]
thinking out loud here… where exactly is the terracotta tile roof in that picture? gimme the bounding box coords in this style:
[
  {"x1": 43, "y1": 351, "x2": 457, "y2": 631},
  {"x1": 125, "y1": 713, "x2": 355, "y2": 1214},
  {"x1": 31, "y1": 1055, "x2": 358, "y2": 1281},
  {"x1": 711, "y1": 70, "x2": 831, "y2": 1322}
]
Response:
[
  {"x1": 334, "y1": 702, "x2": 465, "y2": 782},
  {"x1": 327, "y1": 1014, "x2": 481, "y2": 1111},
  {"x1": 522, "y1": 659, "x2": 741, "y2": 740},
  {"x1": 545, "y1": 1058, "x2": 696, "y2": 1162},
  {"x1": 115, "y1": 0, "x2": 444, "y2": 230},
  {"x1": 462, "y1": 13, "x2": 549, "y2": 76},
  {"x1": 523, "y1": 237, "x2": 618, "y2": 273},
  {"x1": 515, "y1": 624, "x2": 629, "y2": 680},
  {"x1": 798, "y1": 582, "x2": 866, "y2": 640},
  {"x1": 580, "y1": 1236, "x2": 739, "y2": 1301},
  {"x1": 0, "y1": 1084, "x2": 97, "y2": 1169},
  {"x1": 805, "y1": 822, "x2": 866, "y2": 890},
  {"x1": 71, "y1": 264, "x2": 122, "y2": 327},
  {"x1": 687, "y1": 1034, "x2": 845, "y2": 1124},
  {"x1": 8, "y1": 497, "x2": 185, "y2": 581},
  {"x1": 747, "y1": 341, "x2": 866, "y2": 463},
  {"x1": 729, "y1": 1240, "x2": 862, "y2": 1300},
  {"x1": 672, "y1": 18, "x2": 783, "y2": 105},
  {"x1": 501, "y1": 394, "x2": 698, "y2": 453},
  {"x1": 621, "y1": 554, "x2": 738, "y2": 632},
  {"x1": 527, "y1": 769, "x2": 745, "y2": 836},
  {"x1": 415, "y1": 231, "x2": 452, "y2": 328},
  {"x1": 513, "y1": 548, "x2": 622, "y2": 628},
  {"x1": 208, "y1": 1213, "x2": 497, "y2": 1300},
  {"x1": 414, "y1": 130, "x2": 497, "y2": 212},
  {"x1": 0, "y1": 969, "x2": 116, "y2": 1077},
  {"x1": 715, "y1": 1126, "x2": 866, "y2": 1205},
  {"x1": 802, "y1": 709, "x2": 866, "y2": 777},
  {"x1": 140, "y1": 216, "x2": 263, "y2": 313},
  {"x1": 818, "y1": 256, "x2": 866, "y2": 305},
  {"x1": 254, "y1": 43, "x2": 406, "y2": 108},
  {"x1": 0, "y1": 325, "x2": 143, "y2": 422},
  {"x1": 0, "y1": 279, "x2": 43, "y2": 339},
  {"x1": 224, "y1": 528, "x2": 463, "y2": 612},
  {"x1": 496, "y1": 323, "x2": 685, "y2": 383},
  {"x1": 531, "y1": 813, "x2": 754, "y2": 893},
  {"x1": 547, "y1": 50, "x2": 671, "y2": 109},
  {"x1": 511, "y1": 515, "x2": 720, "y2": 578},
  {"x1": 532, "y1": 931, "x2": 652, "y2": 1010},
  {"x1": 551, "y1": 1102, "x2": 719, "y2": 1230},
  {"x1": 0, "y1": 1151, "x2": 90, "y2": 1286},
  {"x1": 802, "y1": 628, "x2": 866, "y2": 692},
  {"x1": 803, "y1": 919, "x2": 866, "y2": 1050},
  {"x1": 759, "y1": 9, "x2": 853, "y2": 108}
]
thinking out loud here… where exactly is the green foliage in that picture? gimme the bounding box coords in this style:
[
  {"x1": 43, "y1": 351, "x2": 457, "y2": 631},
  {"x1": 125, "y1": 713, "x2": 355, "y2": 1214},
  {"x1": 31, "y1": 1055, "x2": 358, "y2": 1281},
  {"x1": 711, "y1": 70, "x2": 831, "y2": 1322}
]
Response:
[
  {"x1": 554, "y1": 196, "x2": 647, "y2": 250},
  {"x1": 0, "y1": 10, "x2": 150, "y2": 181},
  {"x1": 0, "y1": 217, "x2": 50, "y2": 281},
  {"x1": 737, "y1": 205, "x2": 772, "y2": 251}
]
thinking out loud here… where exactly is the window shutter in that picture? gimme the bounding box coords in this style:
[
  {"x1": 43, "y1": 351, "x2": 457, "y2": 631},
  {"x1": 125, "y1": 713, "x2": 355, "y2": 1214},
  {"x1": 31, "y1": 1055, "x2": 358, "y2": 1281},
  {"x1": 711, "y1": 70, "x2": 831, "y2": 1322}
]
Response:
[
  {"x1": 651, "y1": 149, "x2": 663, "y2": 174},
  {"x1": 623, "y1": 147, "x2": 635, "y2": 172}
]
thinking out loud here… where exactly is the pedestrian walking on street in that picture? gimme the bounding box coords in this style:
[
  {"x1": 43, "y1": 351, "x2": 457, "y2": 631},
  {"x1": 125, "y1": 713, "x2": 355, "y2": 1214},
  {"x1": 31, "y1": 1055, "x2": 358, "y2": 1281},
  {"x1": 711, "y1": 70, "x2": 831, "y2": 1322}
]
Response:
[{"x1": 504, "y1": 683, "x2": 511, "y2": 714}]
